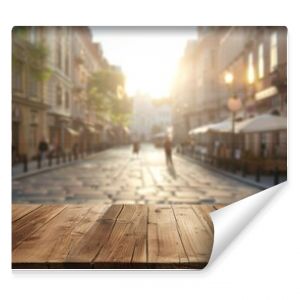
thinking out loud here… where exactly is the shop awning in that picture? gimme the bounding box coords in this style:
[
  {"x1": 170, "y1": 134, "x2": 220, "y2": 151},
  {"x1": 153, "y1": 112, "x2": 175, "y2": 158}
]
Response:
[
  {"x1": 66, "y1": 127, "x2": 80, "y2": 136},
  {"x1": 189, "y1": 119, "x2": 231, "y2": 135},
  {"x1": 237, "y1": 114, "x2": 287, "y2": 133},
  {"x1": 87, "y1": 126, "x2": 97, "y2": 133},
  {"x1": 188, "y1": 114, "x2": 287, "y2": 135},
  {"x1": 123, "y1": 126, "x2": 130, "y2": 134}
]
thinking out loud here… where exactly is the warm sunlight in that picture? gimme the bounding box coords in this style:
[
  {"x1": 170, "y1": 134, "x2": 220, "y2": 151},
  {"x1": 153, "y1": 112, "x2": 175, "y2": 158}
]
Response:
[{"x1": 91, "y1": 27, "x2": 198, "y2": 97}]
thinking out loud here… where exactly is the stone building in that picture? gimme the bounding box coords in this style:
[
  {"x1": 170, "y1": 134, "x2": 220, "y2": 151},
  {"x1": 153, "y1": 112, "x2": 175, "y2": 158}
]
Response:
[
  {"x1": 218, "y1": 26, "x2": 287, "y2": 119},
  {"x1": 70, "y1": 27, "x2": 104, "y2": 152},
  {"x1": 217, "y1": 27, "x2": 287, "y2": 159},
  {"x1": 172, "y1": 29, "x2": 226, "y2": 143},
  {"x1": 194, "y1": 27, "x2": 226, "y2": 125},
  {"x1": 171, "y1": 26, "x2": 287, "y2": 148},
  {"x1": 12, "y1": 27, "x2": 49, "y2": 161},
  {"x1": 43, "y1": 27, "x2": 73, "y2": 152},
  {"x1": 171, "y1": 40, "x2": 198, "y2": 143},
  {"x1": 12, "y1": 26, "x2": 107, "y2": 162}
]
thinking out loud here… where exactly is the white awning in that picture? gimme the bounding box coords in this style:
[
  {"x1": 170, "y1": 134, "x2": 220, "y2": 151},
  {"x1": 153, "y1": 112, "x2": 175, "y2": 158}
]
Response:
[
  {"x1": 66, "y1": 127, "x2": 80, "y2": 136},
  {"x1": 189, "y1": 114, "x2": 287, "y2": 135},
  {"x1": 87, "y1": 126, "x2": 97, "y2": 133},
  {"x1": 238, "y1": 114, "x2": 287, "y2": 133},
  {"x1": 123, "y1": 126, "x2": 130, "y2": 134},
  {"x1": 189, "y1": 119, "x2": 230, "y2": 135}
]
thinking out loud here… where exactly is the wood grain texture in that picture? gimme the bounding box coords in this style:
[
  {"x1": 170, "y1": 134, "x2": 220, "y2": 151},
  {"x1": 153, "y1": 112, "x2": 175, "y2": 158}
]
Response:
[
  {"x1": 148, "y1": 205, "x2": 188, "y2": 264},
  {"x1": 12, "y1": 204, "x2": 218, "y2": 269},
  {"x1": 94, "y1": 205, "x2": 147, "y2": 267},
  {"x1": 12, "y1": 205, "x2": 66, "y2": 250},
  {"x1": 65, "y1": 204, "x2": 123, "y2": 267},
  {"x1": 172, "y1": 206, "x2": 213, "y2": 264},
  {"x1": 12, "y1": 204, "x2": 42, "y2": 222}
]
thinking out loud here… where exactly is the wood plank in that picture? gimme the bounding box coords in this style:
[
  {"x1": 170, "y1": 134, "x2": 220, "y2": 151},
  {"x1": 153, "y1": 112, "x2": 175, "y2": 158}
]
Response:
[
  {"x1": 192, "y1": 205, "x2": 214, "y2": 236},
  {"x1": 12, "y1": 204, "x2": 213, "y2": 269},
  {"x1": 213, "y1": 204, "x2": 225, "y2": 210},
  {"x1": 12, "y1": 204, "x2": 42, "y2": 222},
  {"x1": 12, "y1": 205, "x2": 66, "y2": 250},
  {"x1": 131, "y1": 206, "x2": 148, "y2": 264},
  {"x1": 148, "y1": 205, "x2": 188, "y2": 265},
  {"x1": 48, "y1": 204, "x2": 109, "y2": 267},
  {"x1": 12, "y1": 205, "x2": 91, "y2": 268},
  {"x1": 172, "y1": 205, "x2": 213, "y2": 265},
  {"x1": 93, "y1": 205, "x2": 147, "y2": 267},
  {"x1": 65, "y1": 204, "x2": 123, "y2": 267}
]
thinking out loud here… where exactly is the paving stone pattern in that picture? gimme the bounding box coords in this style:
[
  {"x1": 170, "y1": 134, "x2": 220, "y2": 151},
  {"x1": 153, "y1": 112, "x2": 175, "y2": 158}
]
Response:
[{"x1": 12, "y1": 144, "x2": 259, "y2": 205}]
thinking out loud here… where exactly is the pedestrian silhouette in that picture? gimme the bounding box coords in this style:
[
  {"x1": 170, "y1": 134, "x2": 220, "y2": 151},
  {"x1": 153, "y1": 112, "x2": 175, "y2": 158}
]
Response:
[
  {"x1": 132, "y1": 140, "x2": 140, "y2": 157},
  {"x1": 38, "y1": 138, "x2": 48, "y2": 161},
  {"x1": 164, "y1": 136, "x2": 173, "y2": 166}
]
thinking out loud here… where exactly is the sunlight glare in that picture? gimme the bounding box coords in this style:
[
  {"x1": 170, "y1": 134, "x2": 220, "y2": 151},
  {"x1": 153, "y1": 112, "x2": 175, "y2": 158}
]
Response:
[{"x1": 91, "y1": 28, "x2": 198, "y2": 98}]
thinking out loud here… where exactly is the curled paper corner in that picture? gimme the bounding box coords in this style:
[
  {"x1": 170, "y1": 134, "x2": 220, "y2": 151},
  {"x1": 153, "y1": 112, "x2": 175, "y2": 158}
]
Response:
[{"x1": 206, "y1": 181, "x2": 287, "y2": 267}]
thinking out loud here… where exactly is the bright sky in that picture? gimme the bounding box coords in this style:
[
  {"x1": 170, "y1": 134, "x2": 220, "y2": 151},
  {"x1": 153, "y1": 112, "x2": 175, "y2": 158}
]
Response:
[{"x1": 91, "y1": 27, "x2": 197, "y2": 98}]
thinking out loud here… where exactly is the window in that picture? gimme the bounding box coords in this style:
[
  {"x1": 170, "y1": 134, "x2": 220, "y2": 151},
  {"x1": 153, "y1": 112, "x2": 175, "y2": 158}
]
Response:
[
  {"x1": 65, "y1": 91, "x2": 69, "y2": 109},
  {"x1": 56, "y1": 29, "x2": 62, "y2": 69},
  {"x1": 30, "y1": 110, "x2": 38, "y2": 124},
  {"x1": 65, "y1": 53, "x2": 69, "y2": 76},
  {"x1": 56, "y1": 85, "x2": 62, "y2": 106},
  {"x1": 270, "y1": 32, "x2": 278, "y2": 72},
  {"x1": 247, "y1": 52, "x2": 255, "y2": 84},
  {"x1": 12, "y1": 60, "x2": 24, "y2": 92},
  {"x1": 29, "y1": 69, "x2": 38, "y2": 97},
  {"x1": 258, "y1": 43, "x2": 264, "y2": 79},
  {"x1": 29, "y1": 27, "x2": 37, "y2": 44}
]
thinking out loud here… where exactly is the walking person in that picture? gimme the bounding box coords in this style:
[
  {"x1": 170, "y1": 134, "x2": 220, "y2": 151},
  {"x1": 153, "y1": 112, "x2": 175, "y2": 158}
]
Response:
[
  {"x1": 164, "y1": 136, "x2": 173, "y2": 166},
  {"x1": 38, "y1": 138, "x2": 48, "y2": 162},
  {"x1": 132, "y1": 140, "x2": 140, "y2": 157}
]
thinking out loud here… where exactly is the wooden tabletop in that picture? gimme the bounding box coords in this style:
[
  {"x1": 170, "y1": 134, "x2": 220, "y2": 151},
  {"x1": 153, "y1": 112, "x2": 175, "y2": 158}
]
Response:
[{"x1": 12, "y1": 204, "x2": 222, "y2": 269}]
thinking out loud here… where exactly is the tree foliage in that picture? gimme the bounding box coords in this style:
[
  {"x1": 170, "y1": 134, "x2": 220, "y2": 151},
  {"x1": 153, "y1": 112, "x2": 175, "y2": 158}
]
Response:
[
  {"x1": 87, "y1": 68, "x2": 132, "y2": 126},
  {"x1": 12, "y1": 27, "x2": 51, "y2": 81}
]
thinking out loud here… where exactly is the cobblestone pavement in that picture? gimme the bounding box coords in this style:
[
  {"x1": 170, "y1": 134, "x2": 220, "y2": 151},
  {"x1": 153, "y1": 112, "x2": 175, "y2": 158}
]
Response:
[{"x1": 12, "y1": 144, "x2": 259, "y2": 205}]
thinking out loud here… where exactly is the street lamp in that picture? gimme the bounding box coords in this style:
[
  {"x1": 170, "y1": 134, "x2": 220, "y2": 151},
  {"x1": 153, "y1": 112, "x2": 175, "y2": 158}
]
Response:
[
  {"x1": 224, "y1": 71, "x2": 242, "y2": 160},
  {"x1": 224, "y1": 71, "x2": 234, "y2": 85}
]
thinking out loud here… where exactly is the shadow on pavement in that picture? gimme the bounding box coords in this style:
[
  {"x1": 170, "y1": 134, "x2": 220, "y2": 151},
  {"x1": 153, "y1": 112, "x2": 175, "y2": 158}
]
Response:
[{"x1": 167, "y1": 162, "x2": 177, "y2": 179}]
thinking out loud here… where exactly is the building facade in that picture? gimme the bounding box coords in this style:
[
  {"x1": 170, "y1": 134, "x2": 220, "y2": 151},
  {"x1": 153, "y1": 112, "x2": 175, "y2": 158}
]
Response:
[
  {"x1": 12, "y1": 26, "x2": 108, "y2": 162},
  {"x1": 171, "y1": 26, "x2": 287, "y2": 150},
  {"x1": 171, "y1": 40, "x2": 198, "y2": 143},
  {"x1": 44, "y1": 27, "x2": 73, "y2": 152},
  {"x1": 12, "y1": 27, "x2": 49, "y2": 161},
  {"x1": 218, "y1": 26, "x2": 287, "y2": 119},
  {"x1": 71, "y1": 27, "x2": 104, "y2": 152}
]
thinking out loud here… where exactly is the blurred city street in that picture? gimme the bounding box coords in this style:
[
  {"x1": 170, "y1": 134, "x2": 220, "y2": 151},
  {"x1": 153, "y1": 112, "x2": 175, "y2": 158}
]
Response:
[{"x1": 12, "y1": 144, "x2": 258, "y2": 205}]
